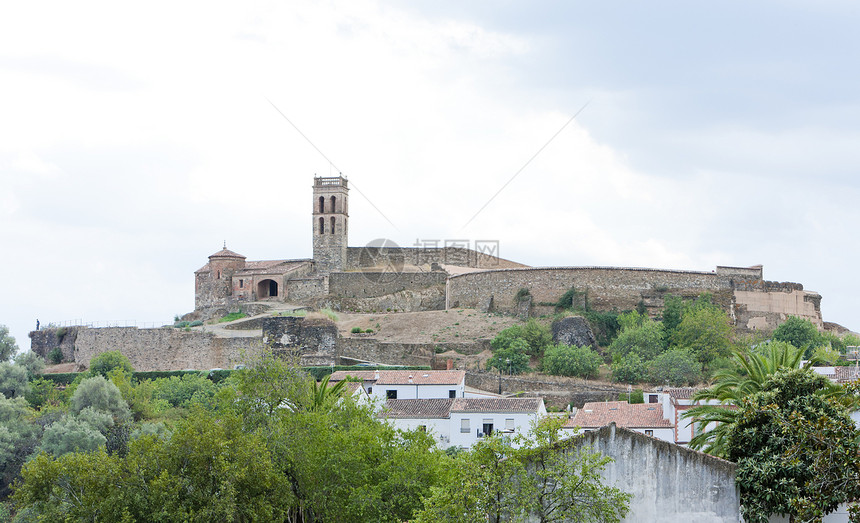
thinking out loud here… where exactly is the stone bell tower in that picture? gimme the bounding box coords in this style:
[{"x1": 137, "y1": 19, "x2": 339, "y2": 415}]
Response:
[{"x1": 312, "y1": 175, "x2": 349, "y2": 273}]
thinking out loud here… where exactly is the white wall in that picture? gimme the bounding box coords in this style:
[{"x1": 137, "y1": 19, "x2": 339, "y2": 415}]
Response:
[
  {"x1": 372, "y1": 383, "x2": 463, "y2": 400},
  {"x1": 385, "y1": 417, "x2": 452, "y2": 448},
  {"x1": 448, "y1": 411, "x2": 540, "y2": 449}
]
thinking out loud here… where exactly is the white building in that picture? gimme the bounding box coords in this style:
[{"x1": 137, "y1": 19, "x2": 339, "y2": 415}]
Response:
[
  {"x1": 379, "y1": 397, "x2": 546, "y2": 449},
  {"x1": 329, "y1": 370, "x2": 466, "y2": 401}
]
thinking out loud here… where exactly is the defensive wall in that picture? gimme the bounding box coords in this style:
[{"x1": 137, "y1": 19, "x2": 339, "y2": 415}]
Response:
[
  {"x1": 328, "y1": 271, "x2": 447, "y2": 299},
  {"x1": 539, "y1": 424, "x2": 740, "y2": 523},
  {"x1": 346, "y1": 246, "x2": 527, "y2": 270},
  {"x1": 32, "y1": 326, "x2": 263, "y2": 371}
]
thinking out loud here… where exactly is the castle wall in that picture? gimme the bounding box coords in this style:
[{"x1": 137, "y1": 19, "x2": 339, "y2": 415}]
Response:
[
  {"x1": 337, "y1": 338, "x2": 438, "y2": 367},
  {"x1": 328, "y1": 271, "x2": 447, "y2": 298},
  {"x1": 447, "y1": 267, "x2": 726, "y2": 314},
  {"x1": 733, "y1": 289, "x2": 822, "y2": 330},
  {"x1": 325, "y1": 285, "x2": 446, "y2": 313},
  {"x1": 285, "y1": 277, "x2": 326, "y2": 301},
  {"x1": 346, "y1": 247, "x2": 527, "y2": 270},
  {"x1": 73, "y1": 327, "x2": 262, "y2": 371}
]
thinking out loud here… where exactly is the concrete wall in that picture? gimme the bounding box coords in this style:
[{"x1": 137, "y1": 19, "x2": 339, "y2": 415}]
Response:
[
  {"x1": 328, "y1": 271, "x2": 447, "y2": 299},
  {"x1": 550, "y1": 424, "x2": 740, "y2": 523},
  {"x1": 73, "y1": 327, "x2": 262, "y2": 371}
]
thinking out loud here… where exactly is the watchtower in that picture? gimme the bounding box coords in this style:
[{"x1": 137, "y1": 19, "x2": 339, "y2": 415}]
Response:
[{"x1": 312, "y1": 175, "x2": 349, "y2": 273}]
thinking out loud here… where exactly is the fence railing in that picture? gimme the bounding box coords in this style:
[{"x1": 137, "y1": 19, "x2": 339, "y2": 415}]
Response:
[{"x1": 42, "y1": 320, "x2": 166, "y2": 330}]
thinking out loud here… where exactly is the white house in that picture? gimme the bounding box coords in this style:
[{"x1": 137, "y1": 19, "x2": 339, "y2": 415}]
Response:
[
  {"x1": 565, "y1": 401, "x2": 676, "y2": 442},
  {"x1": 328, "y1": 370, "x2": 466, "y2": 401},
  {"x1": 379, "y1": 397, "x2": 546, "y2": 449}
]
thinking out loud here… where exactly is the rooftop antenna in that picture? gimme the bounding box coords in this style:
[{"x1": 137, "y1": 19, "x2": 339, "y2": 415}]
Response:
[{"x1": 223, "y1": 240, "x2": 226, "y2": 249}]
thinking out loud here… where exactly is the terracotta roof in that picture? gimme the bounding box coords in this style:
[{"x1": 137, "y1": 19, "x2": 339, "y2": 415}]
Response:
[
  {"x1": 329, "y1": 370, "x2": 378, "y2": 382},
  {"x1": 376, "y1": 370, "x2": 465, "y2": 386},
  {"x1": 208, "y1": 248, "x2": 246, "y2": 259},
  {"x1": 665, "y1": 387, "x2": 698, "y2": 400},
  {"x1": 343, "y1": 381, "x2": 365, "y2": 396},
  {"x1": 380, "y1": 399, "x2": 454, "y2": 419},
  {"x1": 235, "y1": 260, "x2": 308, "y2": 276},
  {"x1": 450, "y1": 398, "x2": 543, "y2": 413},
  {"x1": 328, "y1": 370, "x2": 465, "y2": 386},
  {"x1": 567, "y1": 401, "x2": 672, "y2": 429}
]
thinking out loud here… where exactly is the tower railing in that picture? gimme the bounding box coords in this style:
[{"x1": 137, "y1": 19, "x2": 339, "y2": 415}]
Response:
[{"x1": 314, "y1": 176, "x2": 347, "y2": 187}]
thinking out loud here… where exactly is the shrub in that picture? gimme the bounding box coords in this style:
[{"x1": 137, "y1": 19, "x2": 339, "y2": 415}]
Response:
[
  {"x1": 364, "y1": 329, "x2": 373, "y2": 334},
  {"x1": 351, "y1": 327, "x2": 362, "y2": 334},
  {"x1": 39, "y1": 416, "x2": 106, "y2": 457},
  {"x1": 173, "y1": 321, "x2": 190, "y2": 328},
  {"x1": 486, "y1": 338, "x2": 530, "y2": 375},
  {"x1": 320, "y1": 308, "x2": 339, "y2": 321},
  {"x1": 514, "y1": 287, "x2": 531, "y2": 303},
  {"x1": 611, "y1": 354, "x2": 647, "y2": 384},
  {"x1": 491, "y1": 320, "x2": 552, "y2": 358},
  {"x1": 48, "y1": 347, "x2": 63, "y2": 365},
  {"x1": 609, "y1": 320, "x2": 666, "y2": 361},
  {"x1": 16, "y1": 351, "x2": 45, "y2": 377},
  {"x1": 0, "y1": 362, "x2": 29, "y2": 399},
  {"x1": 70, "y1": 376, "x2": 131, "y2": 422},
  {"x1": 89, "y1": 351, "x2": 133, "y2": 378},
  {"x1": 618, "y1": 389, "x2": 644, "y2": 404},
  {"x1": 217, "y1": 312, "x2": 247, "y2": 323},
  {"x1": 152, "y1": 374, "x2": 216, "y2": 408},
  {"x1": 542, "y1": 344, "x2": 602, "y2": 379},
  {"x1": 647, "y1": 348, "x2": 702, "y2": 386},
  {"x1": 189, "y1": 320, "x2": 203, "y2": 327},
  {"x1": 772, "y1": 316, "x2": 822, "y2": 356},
  {"x1": 581, "y1": 310, "x2": 621, "y2": 346}
]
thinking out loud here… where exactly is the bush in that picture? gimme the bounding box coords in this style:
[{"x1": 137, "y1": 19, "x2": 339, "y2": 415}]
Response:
[
  {"x1": 351, "y1": 327, "x2": 362, "y2": 334},
  {"x1": 0, "y1": 362, "x2": 29, "y2": 399},
  {"x1": 173, "y1": 321, "x2": 190, "y2": 328},
  {"x1": 618, "y1": 389, "x2": 644, "y2": 404},
  {"x1": 514, "y1": 287, "x2": 531, "y2": 302},
  {"x1": 581, "y1": 310, "x2": 621, "y2": 346},
  {"x1": 39, "y1": 416, "x2": 106, "y2": 457},
  {"x1": 89, "y1": 351, "x2": 133, "y2": 378},
  {"x1": 70, "y1": 376, "x2": 131, "y2": 422},
  {"x1": 189, "y1": 320, "x2": 204, "y2": 327},
  {"x1": 217, "y1": 312, "x2": 247, "y2": 323},
  {"x1": 542, "y1": 344, "x2": 602, "y2": 379},
  {"x1": 152, "y1": 374, "x2": 216, "y2": 408},
  {"x1": 48, "y1": 347, "x2": 64, "y2": 365},
  {"x1": 772, "y1": 316, "x2": 822, "y2": 356},
  {"x1": 487, "y1": 338, "x2": 530, "y2": 375},
  {"x1": 16, "y1": 351, "x2": 45, "y2": 378},
  {"x1": 364, "y1": 329, "x2": 373, "y2": 334},
  {"x1": 320, "y1": 308, "x2": 339, "y2": 322},
  {"x1": 647, "y1": 348, "x2": 702, "y2": 386},
  {"x1": 491, "y1": 320, "x2": 552, "y2": 358},
  {"x1": 611, "y1": 354, "x2": 647, "y2": 384},
  {"x1": 609, "y1": 320, "x2": 666, "y2": 361}
]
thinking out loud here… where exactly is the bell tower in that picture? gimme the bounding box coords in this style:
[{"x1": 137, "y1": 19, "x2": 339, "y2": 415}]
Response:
[{"x1": 312, "y1": 175, "x2": 349, "y2": 273}]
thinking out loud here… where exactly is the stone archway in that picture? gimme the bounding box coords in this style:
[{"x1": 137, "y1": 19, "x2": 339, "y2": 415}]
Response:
[{"x1": 257, "y1": 279, "x2": 279, "y2": 299}]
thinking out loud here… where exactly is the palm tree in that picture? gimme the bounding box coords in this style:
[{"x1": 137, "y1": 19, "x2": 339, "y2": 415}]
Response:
[
  {"x1": 308, "y1": 375, "x2": 349, "y2": 412},
  {"x1": 683, "y1": 341, "x2": 815, "y2": 456}
]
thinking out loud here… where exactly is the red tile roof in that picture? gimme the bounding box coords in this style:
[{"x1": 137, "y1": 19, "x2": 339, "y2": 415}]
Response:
[
  {"x1": 450, "y1": 398, "x2": 543, "y2": 413},
  {"x1": 329, "y1": 370, "x2": 378, "y2": 382},
  {"x1": 208, "y1": 248, "x2": 246, "y2": 259},
  {"x1": 665, "y1": 387, "x2": 698, "y2": 400},
  {"x1": 380, "y1": 399, "x2": 454, "y2": 419},
  {"x1": 567, "y1": 401, "x2": 672, "y2": 429}
]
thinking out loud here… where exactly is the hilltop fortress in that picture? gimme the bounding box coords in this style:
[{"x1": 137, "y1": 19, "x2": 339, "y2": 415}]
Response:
[
  {"x1": 192, "y1": 175, "x2": 823, "y2": 331},
  {"x1": 31, "y1": 175, "x2": 826, "y2": 376}
]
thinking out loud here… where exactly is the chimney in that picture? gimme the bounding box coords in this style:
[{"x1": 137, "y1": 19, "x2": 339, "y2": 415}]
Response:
[{"x1": 446, "y1": 359, "x2": 454, "y2": 370}]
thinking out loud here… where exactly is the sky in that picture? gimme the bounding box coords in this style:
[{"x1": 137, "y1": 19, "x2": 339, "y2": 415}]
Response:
[{"x1": 2, "y1": 1, "x2": 859, "y2": 350}]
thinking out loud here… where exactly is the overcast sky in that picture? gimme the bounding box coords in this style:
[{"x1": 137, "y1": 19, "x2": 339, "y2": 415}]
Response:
[{"x1": 2, "y1": 1, "x2": 859, "y2": 350}]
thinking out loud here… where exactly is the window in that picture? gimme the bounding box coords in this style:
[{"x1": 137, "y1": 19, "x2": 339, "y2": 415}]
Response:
[
  {"x1": 331, "y1": 195, "x2": 336, "y2": 213},
  {"x1": 482, "y1": 419, "x2": 494, "y2": 437},
  {"x1": 449, "y1": 390, "x2": 456, "y2": 398},
  {"x1": 239, "y1": 279, "x2": 243, "y2": 288},
  {"x1": 330, "y1": 216, "x2": 336, "y2": 235},
  {"x1": 319, "y1": 196, "x2": 325, "y2": 213},
  {"x1": 505, "y1": 419, "x2": 515, "y2": 431},
  {"x1": 319, "y1": 217, "x2": 325, "y2": 235},
  {"x1": 648, "y1": 394, "x2": 658, "y2": 403},
  {"x1": 460, "y1": 419, "x2": 470, "y2": 433},
  {"x1": 386, "y1": 390, "x2": 397, "y2": 399},
  {"x1": 645, "y1": 430, "x2": 654, "y2": 437}
]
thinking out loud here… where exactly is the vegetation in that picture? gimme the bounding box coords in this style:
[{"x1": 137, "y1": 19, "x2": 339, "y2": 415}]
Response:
[
  {"x1": 217, "y1": 311, "x2": 248, "y2": 323},
  {"x1": 413, "y1": 418, "x2": 630, "y2": 523},
  {"x1": 88, "y1": 350, "x2": 133, "y2": 378},
  {"x1": 772, "y1": 315, "x2": 824, "y2": 357},
  {"x1": 726, "y1": 369, "x2": 859, "y2": 522},
  {"x1": 0, "y1": 326, "x2": 17, "y2": 363},
  {"x1": 646, "y1": 348, "x2": 702, "y2": 386},
  {"x1": 542, "y1": 344, "x2": 602, "y2": 379},
  {"x1": 486, "y1": 338, "x2": 530, "y2": 375}
]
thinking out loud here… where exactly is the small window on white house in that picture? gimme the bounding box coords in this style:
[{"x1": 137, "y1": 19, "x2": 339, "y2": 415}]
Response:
[
  {"x1": 505, "y1": 419, "x2": 515, "y2": 431},
  {"x1": 449, "y1": 390, "x2": 456, "y2": 398},
  {"x1": 386, "y1": 390, "x2": 397, "y2": 399},
  {"x1": 649, "y1": 395, "x2": 658, "y2": 403},
  {"x1": 645, "y1": 430, "x2": 654, "y2": 437},
  {"x1": 460, "y1": 419, "x2": 470, "y2": 433}
]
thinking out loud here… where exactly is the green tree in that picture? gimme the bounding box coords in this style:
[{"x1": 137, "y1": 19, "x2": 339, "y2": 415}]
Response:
[
  {"x1": 611, "y1": 353, "x2": 647, "y2": 384},
  {"x1": 772, "y1": 315, "x2": 823, "y2": 357},
  {"x1": 88, "y1": 350, "x2": 133, "y2": 378},
  {"x1": 608, "y1": 320, "x2": 666, "y2": 361},
  {"x1": 647, "y1": 348, "x2": 702, "y2": 386},
  {"x1": 0, "y1": 362, "x2": 29, "y2": 399},
  {"x1": 542, "y1": 344, "x2": 602, "y2": 379},
  {"x1": 70, "y1": 376, "x2": 132, "y2": 423},
  {"x1": 487, "y1": 338, "x2": 530, "y2": 375},
  {"x1": 151, "y1": 373, "x2": 216, "y2": 408},
  {"x1": 491, "y1": 320, "x2": 552, "y2": 358},
  {"x1": 39, "y1": 415, "x2": 107, "y2": 457},
  {"x1": 0, "y1": 396, "x2": 40, "y2": 498},
  {"x1": 684, "y1": 341, "x2": 808, "y2": 456},
  {"x1": 414, "y1": 418, "x2": 630, "y2": 523},
  {"x1": 671, "y1": 306, "x2": 732, "y2": 364},
  {"x1": 726, "y1": 369, "x2": 860, "y2": 523},
  {"x1": 616, "y1": 311, "x2": 645, "y2": 332},
  {"x1": 13, "y1": 351, "x2": 44, "y2": 379},
  {"x1": 0, "y1": 326, "x2": 17, "y2": 363},
  {"x1": 661, "y1": 295, "x2": 684, "y2": 336}
]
